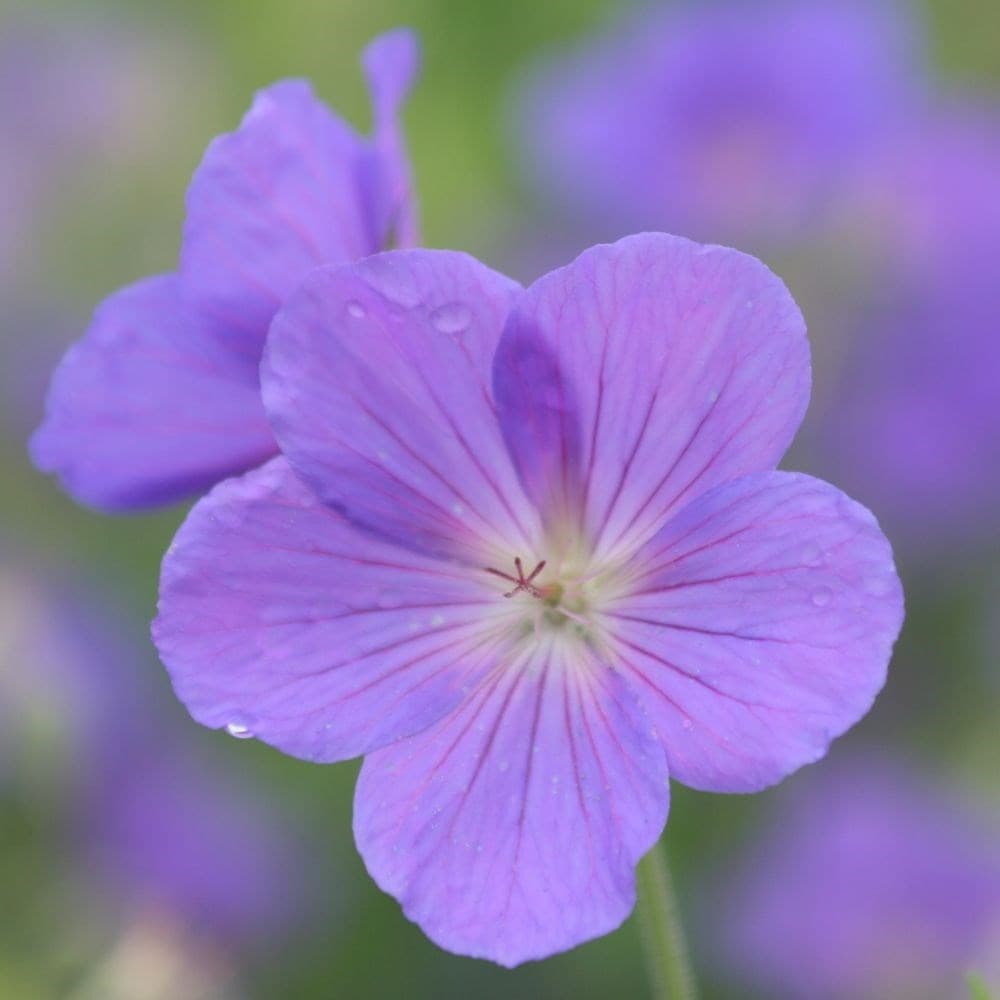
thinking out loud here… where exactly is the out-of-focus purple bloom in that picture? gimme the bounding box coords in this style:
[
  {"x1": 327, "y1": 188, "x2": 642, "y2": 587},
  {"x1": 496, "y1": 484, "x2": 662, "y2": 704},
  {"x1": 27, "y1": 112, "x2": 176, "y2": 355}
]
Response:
[
  {"x1": 86, "y1": 748, "x2": 307, "y2": 948},
  {"x1": 515, "y1": 0, "x2": 919, "y2": 252},
  {"x1": 718, "y1": 759, "x2": 1000, "y2": 999},
  {"x1": 807, "y1": 110, "x2": 1000, "y2": 549},
  {"x1": 30, "y1": 30, "x2": 420, "y2": 511},
  {"x1": 0, "y1": 557, "x2": 314, "y2": 949},
  {"x1": 153, "y1": 234, "x2": 903, "y2": 965}
]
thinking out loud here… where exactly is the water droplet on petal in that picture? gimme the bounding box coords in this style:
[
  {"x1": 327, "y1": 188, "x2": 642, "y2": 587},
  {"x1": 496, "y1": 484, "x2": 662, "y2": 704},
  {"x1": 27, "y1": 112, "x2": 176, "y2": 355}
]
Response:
[
  {"x1": 811, "y1": 586, "x2": 833, "y2": 607},
  {"x1": 497, "y1": 759, "x2": 510, "y2": 773},
  {"x1": 225, "y1": 719, "x2": 254, "y2": 739},
  {"x1": 346, "y1": 300, "x2": 366, "y2": 320},
  {"x1": 430, "y1": 614, "x2": 445, "y2": 627},
  {"x1": 681, "y1": 717, "x2": 693, "y2": 730},
  {"x1": 430, "y1": 302, "x2": 472, "y2": 335}
]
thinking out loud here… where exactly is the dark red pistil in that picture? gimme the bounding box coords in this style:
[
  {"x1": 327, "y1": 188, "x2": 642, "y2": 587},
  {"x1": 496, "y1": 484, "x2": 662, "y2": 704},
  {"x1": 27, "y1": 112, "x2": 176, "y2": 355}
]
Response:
[{"x1": 485, "y1": 557, "x2": 547, "y2": 599}]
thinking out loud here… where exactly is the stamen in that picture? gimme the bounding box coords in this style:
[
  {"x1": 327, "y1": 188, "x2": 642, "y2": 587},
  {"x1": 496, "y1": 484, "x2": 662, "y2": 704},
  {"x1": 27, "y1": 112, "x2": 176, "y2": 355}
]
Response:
[{"x1": 484, "y1": 557, "x2": 547, "y2": 599}]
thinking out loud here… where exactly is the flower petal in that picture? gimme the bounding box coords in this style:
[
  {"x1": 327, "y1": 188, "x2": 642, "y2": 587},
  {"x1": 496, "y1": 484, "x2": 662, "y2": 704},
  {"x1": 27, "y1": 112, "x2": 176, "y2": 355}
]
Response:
[
  {"x1": 30, "y1": 275, "x2": 275, "y2": 510},
  {"x1": 180, "y1": 34, "x2": 419, "y2": 341},
  {"x1": 262, "y1": 249, "x2": 538, "y2": 563},
  {"x1": 609, "y1": 471, "x2": 903, "y2": 792},
  {"x1": 153, "y1": 457, "x2": 506, "y2": 763},
  {"x1": 493, "y1": 233, "x2": 810, "y2": 558},
  {"x1": 362, "y1": 28, "x2": 421, "y2": 248},
  {"x1": 354, "y1": 644, "x2": 669, "y2": 966}
]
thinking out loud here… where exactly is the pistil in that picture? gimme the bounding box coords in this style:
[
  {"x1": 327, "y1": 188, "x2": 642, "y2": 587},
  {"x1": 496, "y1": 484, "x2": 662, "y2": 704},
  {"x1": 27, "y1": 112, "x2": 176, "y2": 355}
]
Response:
[{"x1": 484, "y1": 557, "x2": 548, "y2": 599}]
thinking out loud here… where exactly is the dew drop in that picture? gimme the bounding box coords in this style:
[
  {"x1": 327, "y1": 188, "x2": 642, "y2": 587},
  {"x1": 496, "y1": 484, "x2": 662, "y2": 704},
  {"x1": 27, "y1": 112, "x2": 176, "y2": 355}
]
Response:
[
  {"x1": 430, "y1": 614, "x2": 445, "y2": 627},
  {"x1": 225, "y1": 719, "x2": 254, "y2": 739},
  {"x1": 345, "y1": 300, "x2": 366, "y2": 320},
  {"x1": 811, "y1": 586, "x2": 833, "y2": 607},
  {"x1": 707, "y1": 389, "x2": 720, "y2": 404},
  {"x1": 681, "y1": 717, "x2": 693, "y2": 730},
  {"x1": 430, "y1": 302, "x2": 472, "y2": 335},
  {"x1": 497, "y1": 759, "x2": 510, "y2": 773}
]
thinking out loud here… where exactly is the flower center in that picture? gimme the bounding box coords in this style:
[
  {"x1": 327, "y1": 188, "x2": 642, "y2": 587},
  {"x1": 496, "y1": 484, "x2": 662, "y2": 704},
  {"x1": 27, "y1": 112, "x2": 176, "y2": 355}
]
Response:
[
  {"x1": 484, "y1": 555, "x2": 603, "y2": 646},
  {"x1": 484, "y1": 557, "x2": 549, "y2": 599}
]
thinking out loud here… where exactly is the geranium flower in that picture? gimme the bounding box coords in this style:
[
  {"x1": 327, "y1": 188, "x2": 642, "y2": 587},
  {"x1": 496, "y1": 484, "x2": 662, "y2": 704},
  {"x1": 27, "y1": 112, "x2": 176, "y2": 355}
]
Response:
[
  {"x1": 154, "y1": 233, "x2": 903, "y2": 965},
  {"x1": 717, "y1": 758, "x2": 1000, "y2": 999},
  {"x1": 806, "y1": 110, "x2": 1000, "y2": 553},
  {"x1": 515, "y1": 0, "x2": 918, "y2": 251},
  {"x1": 30, "y1": 29, "x2": 419, "y2": 510}
]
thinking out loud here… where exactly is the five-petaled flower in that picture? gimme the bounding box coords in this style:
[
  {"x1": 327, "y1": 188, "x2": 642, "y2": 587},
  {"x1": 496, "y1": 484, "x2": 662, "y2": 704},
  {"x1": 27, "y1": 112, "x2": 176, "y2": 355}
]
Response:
[
  {"x1": 30, "y1": 30, "x2": 419, "y2": 510},
  {"x1": 153, "y1": 233, "x2": 903, "y2": 965}
]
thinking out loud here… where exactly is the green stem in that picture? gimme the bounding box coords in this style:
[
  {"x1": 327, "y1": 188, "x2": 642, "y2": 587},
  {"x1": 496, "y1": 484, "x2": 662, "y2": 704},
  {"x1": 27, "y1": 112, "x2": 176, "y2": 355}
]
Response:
[{"x1": 635, "y1": 839, "x2": 698, "y2": 1000}]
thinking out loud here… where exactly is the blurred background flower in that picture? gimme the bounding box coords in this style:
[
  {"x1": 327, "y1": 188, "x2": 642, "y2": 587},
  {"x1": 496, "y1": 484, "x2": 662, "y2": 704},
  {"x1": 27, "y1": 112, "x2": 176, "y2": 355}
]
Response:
[
  {"x1": 515, "y1": 0, "x2": 921, "y2": 254},
  {"x1": 713, "y1": 756, "x2": 1000, "y2": 999},
  {"x1": 0, "y1": 553, "x2": 324, "y2": 997},
  {"x1": 3, "y1": 0, "x2": 998, "y2": 996}
]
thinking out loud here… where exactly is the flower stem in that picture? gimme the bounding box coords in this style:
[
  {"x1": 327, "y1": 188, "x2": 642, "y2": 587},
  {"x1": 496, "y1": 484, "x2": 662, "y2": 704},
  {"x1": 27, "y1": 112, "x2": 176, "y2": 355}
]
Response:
[{"x1": 635, "y1": 839, "x2": 698, "y2": 1000}]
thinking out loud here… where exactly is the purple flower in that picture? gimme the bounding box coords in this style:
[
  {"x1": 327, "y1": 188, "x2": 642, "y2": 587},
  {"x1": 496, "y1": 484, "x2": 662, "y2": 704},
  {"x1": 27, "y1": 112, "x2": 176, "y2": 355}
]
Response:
[
  {"x1": 85, "y1": 747, "x2": 311, "y2": 949},
  {"x1": 0, "y1": 556, "x2": 315, "y2": 948},
  {"x1": 29, "y1": 29, "x2": 419, "y2": 511},
  {"x1": 516, "y1": 0, "x2": 918, "y2": 251},
  {"x1": 717, "y1": 758, "x2": 1000, "y2": 999},
  {"x1": 153, "y1": 233, "x2": 903, "y2": 965},
  {"x1": 806, "y1": 109, "x2": 1000, "y2": 549}
]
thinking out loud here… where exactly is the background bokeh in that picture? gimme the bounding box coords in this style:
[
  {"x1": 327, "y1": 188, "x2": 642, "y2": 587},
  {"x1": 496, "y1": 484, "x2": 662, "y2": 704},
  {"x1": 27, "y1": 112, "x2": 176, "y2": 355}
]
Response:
[{"x1": 3, "y1": 1, "x2": 998, "y2": 997}]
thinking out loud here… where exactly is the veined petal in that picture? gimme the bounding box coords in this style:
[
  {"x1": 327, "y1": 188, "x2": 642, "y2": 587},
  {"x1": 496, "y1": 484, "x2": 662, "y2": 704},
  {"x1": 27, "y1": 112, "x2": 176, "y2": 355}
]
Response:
[
  {"x1": 362, "y1": 28, "x2": 421, "y2": 248},
  {"x1": 263, "y1": 249, "x2": 539, "y2": 563},
  {"x1": 609, "y1": 471, "x2": 903, "y2": 792},
  {"x1": 30, "y1": 275, "x2": 275, "y2": 510},
  {"x1": 354, "y1": 644, "x2": 669, "y2": 967},
  {"x1": 153, "y1": 458, "x2": 505, "y2": 763},
  {"x1": 180, "y1": 31, "x2": 419, "y2": 341},
  {"x1": 180, "y1": 79, "x2": 370, "y2": 341},
  {"x1": 493, "y1": 233, "x2": 810, "y2": 559}
]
